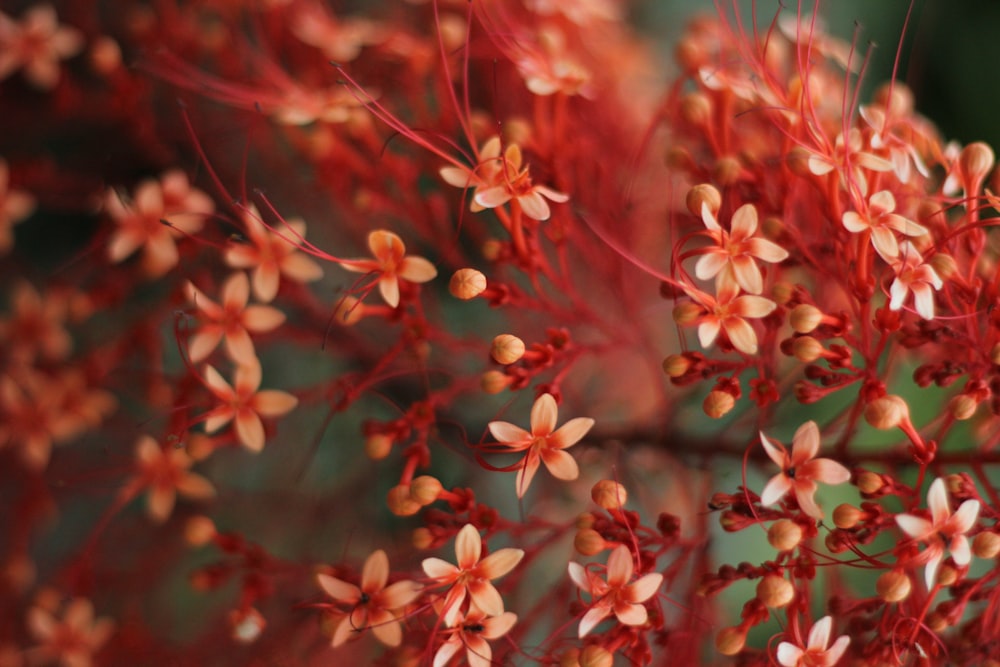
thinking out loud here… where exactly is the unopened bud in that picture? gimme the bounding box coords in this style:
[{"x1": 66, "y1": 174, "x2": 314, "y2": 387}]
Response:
[
  {"x1": 714, "y1": 155, "x2": 743, "y2": 186},
  {"x1": 365, "y1": 434, "x2": 393, "y2": 460},
  {"x1": 874, "y1": 82, "x2": 914, "y2": 117},
  {"x1": 574, "y1": 528, "x2": 607, "y2": 556},
  {"x1": 491, "y1": 334, "x2": 525, "y2": 364},
  {"x1": 450, "y1": 268, "x2": 487, "y2": 299},
  {"x1": 929, "y1": 253, "x2": 957, "y2": 281},
  {"x1": 481, "y1": 370, "x2": 511, "y2": 394},
  {"x1": 185, "y1": 516, "x2": 217, "y2": 546},
  {"x1": 876, "y1": 570, "x2": 911, "y2": 602},
  {"x1": 864, "y1": 395, "x2": 909, "y2": 430},
  {"x1": 481, "y1": 240, "x2": 503, "y2": 262},
  {"x1": 576, "y1": 512, "x2": 596, "y2": 529},
  {"x1": 680, "y1": 92, "x2": 713, "y2": 128},
  {"x1": 90, "y1": 36, "x2": 122, "y2": 75},
  {"x1": 703, "y1": 390, "x2": 735, "y2": 418},
  {"x1": 833, "y1": 504, "x2": 863, "y2": 529},
  {"x1": 591, "y1": 480, "x2": 628, "y2": 509},
  {"x1": 856, "y1": 471, "x2": 885, "y2": 494},
  {"x1": 578, "y1": 646, "x2": 613, "y2": 667},
  {"x1": 686, "y1": 183, "x2": 721, "y2": 217},
  {"x1": 790, "y1": 304, "x2": 823, "y2": 334},
  {"x1": 412, "y1": 527, "x2": 433, "y2": 550},
  {"x1": 768, "y1": 519, "x2": 803, "y2": 551},
  {"x1": 791, "y1": 335, "x2": 824, "y2": 362},
  {"x1": 230, "y1": 607, "x2": 266, "y2": 644},
  {"x1": 672, "y1": 301, "x2": 703, "y2": 325},
  {"x1": 926, "y1": 611, "x2": 948, "y2": 632},
  {"x1": 715, "y1": 626, "x2": 746, "y2": 656},
  {"x1": 756, "y1": 574, "x2": 794, "y2": 608},
  {"x1": 960, "y1": 142, "x2": 995, "y2": 185},
  {"x1": 936, "y1": 564, "x2": 958, "y2": 587},
  {"x1": 825, "y1": 531, "x2": 849, "y2": 554},
  {"x1": 386, "y1": 485, "x2": 421, "y2": 516},
  {"x1": 333, "y1": 296, "x2": 366, "y2": 325},
  {"x1": 409, "y1": 476, "x2": 443, "y2": 505},
  {"x1": 771, "y1": 281, "x2": 796, "y2": 305},
  {"x1": 974, "y1": 532, "x2": 1000, "y2": 559},
  {"x1": 662, "y1": 354, "x2": 691, "y2": 377},
  {"x1": 950, "y1": 394, "x2": 978, "y2": 420}
]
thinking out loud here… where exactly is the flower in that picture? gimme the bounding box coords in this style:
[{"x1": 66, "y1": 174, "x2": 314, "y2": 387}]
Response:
[
  {"x1": 760, "y1": 421, "x2": 851, "y2": 519},
  {"x1": 0, "y1": 5, "x2": 83, "y2": 90},
  {"x1": 27, "y1": 596, "x2": 115, "y2": 667},
  {"x1": 682, "y1": 283, "x2": 777, "y2": 355},
  {"x1": 317, "y1": 549, "x2": 422, "y2": 647},
  {"x1": 185, "y1": 272, "x2": 287, "y2": 364},
  {"x1": 133, "y1": 435, "x2": 215, "y2": 523},
  {"x1": 201, "y1": 359, "x2": 298, "y2": 452},
  {"x1": 421, "y1": 524, "x2": 524, "y2": 627},
  {"x1": 432, "y1": 610, "x2": 517, "y2": 667},
  {"x1": 224, "y1": 206, "x2": 324, "y2": 302},
  {"x1": 567, "y1": 544, "x2": 663, "y2": 637},
  {"x1": 694, "y1": 202, "x2": 788, "y2": 294},
  {"x1": 776, "y1": 615, "x2": 850, "y2": 667},
  {"x1": 896, "y1": 477, "x2": 980, "y2": 589},
  {"x1": 340, "y1": 230, "x2": 437, "y2": 308},
  {"x1": 841, "y1": 190, "x2": 928, "y2": 262},
  {"x1": 487, "y1": 392, "x2": 594, "y2": 498},
  {"x1": 888, "y1": 241, "x2": 943, "y2": 320}
]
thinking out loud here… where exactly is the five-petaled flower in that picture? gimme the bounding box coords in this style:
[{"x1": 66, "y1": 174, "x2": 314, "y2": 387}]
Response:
[
  {"x1": 132, "y1": 435, "x2": 215, "y2": 523},
  {"x1": 682, "y1": 283, "x2": 777, "y2": 356},
  {"x1": 340, "y1": 229, "x2": 437, "y2": 308},
  {"x1": 888, "y1": 241, "x2": 943, "y2": 320},
  {"x1": 841, "y1": 190, "x2": 927, "y2": 262},
  {"x1": 0, "y1": 4, "x2": 83, "y2": 90},
  {"x1": 760, "y1": 421, "x2": 851, "y2": 520},
  {"x1": 695, "y1": 202, "x2": 788, "y2": 295},
  {"x1": 776, "y1": 615, "x2": 850, "y2": 667},
  {"x1": 26, "y1": 595, "x2": 115, "y2": 667},
  {"x1": 431, "y1": 609, "x2": 517, "y2": 667},
  {"x1": 201, "y1": 359, "x2": 298, "y2": 452},
  {"x1": 487, "y1": 392, "x2": 594, "y2": 498},
  {"x1": 317, "y1": 549, "x2": 422, "y2": 648},
  {"x1": 422, "y1": 523, "x2": 524, "y2": 627},
  {"x1": 896, "y1": 477, "x2": 980, "y2": 589},
  {"x1": 567, "y1": 543, "x2": 663, "y2": 637}
]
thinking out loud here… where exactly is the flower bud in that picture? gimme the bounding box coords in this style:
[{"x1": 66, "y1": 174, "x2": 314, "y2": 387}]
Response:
[
  {"x1": 936, "y1": 564, "x2": 958, "y2": 587},
  {"x1": 874, "y1": 82, "x2": 914, "y2": 117},
  {"x1": 960, "y1": 142, "x2": 995, "y2": 185},
  {"x1": 386, "y1": 485, "x2": 421, "y2": 516},
  {"x1": 185, "y1": 516, "x2": 217, "y2": 546},
  {"x1": 491, "y1": 334, "x2": 525, "y2": 364},
  {"x1": 680, "y1": 92, "x2": 713, "y2": 128},
  {"x1": 576, "y1": 512, "x2": 596, "y2": 529},
  {"x1": 574, "y1": 528, "x2": 606, "y2": 556},
  {"x1": 833, "y1": 504, "x2": 863, "y2": 529},
  {"x1": 591, "y1": 480, "x2": 627, "y2": 510},
  {"x1": 412, "y1": 527, "x2": 433, "y2": 550},
  {"x1": 662, "y1": 354, "x2": 691, "y2": 378},
  {"x1": 929, "y1": 253, "x2": 957, "y2": 281},
  {"x1": 481, "y1": 370, "x2": 511, "y2": 394},
  {"x1": 481, "y1": 240, "x2": 503, "y2": 261},
  {"x1": 333, "y1": 296, "x2": 366, "y2": 325},
  {"x1": 450, "y1": 268, "x2": 487, "y2": 299},
  {"x1": 714, "y1": 155, "x2": 743, "y2": 186},
  {"x1": 950, "y1": 394, "x2": 978, "y2": 421},
  {"x1": 578, "y1": 646, "x2": 613, "y2": 667},
  {"x1": 672, "y1": 301, "x2": 703, "y2": 325},
  {"x1": 767, "y1": 519, "x2": 803, "y2": 551},
  {"x1": 856, "y1": 471, "x2": 885, "y2": 494},
  {"x1": 703, "y1": 390, "x2": 735, "y2": 419},
  {"x1": 864, "y1": 395, "x2": 909, "y2": 430},
  {"x1": 364, "y1": 433, "x2": 393, "y2": 460},
  {"x1": 756, "y1": 574, "x2": 794, "y2": 608},
  {"x1": 685, "y1": 183, "x2": 721, "y2": 217},
  {"x1": 825, "y1": 531, "x2": 849, "y2": 554},
  {"x1": 715, "y1": 626, "x2": 746, "y2": 656},
  {"x1": 974, "y1": 532, "x2": 1000, "y2": 559},
  {"x1": 876, "y1": 570, "x2": 911, "y2": 602},
  {"x1": 409, "y1": 476, "x2": 443, "y2": 505},
  {"x1": 791, "y1": 335, "x2": 824, "y2": 362},
  {"x1": 790, "y1": 304, "x2": 823, "y2": 334},
  {"x1": 992, "y1": 343, "x2": 1000, "y2": 366}
]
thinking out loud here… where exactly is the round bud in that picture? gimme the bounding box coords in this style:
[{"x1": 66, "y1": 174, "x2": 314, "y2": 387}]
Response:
[
  {"x1": 856, "y1": 471, "x2": 885, "y2": 495},
  {"x1": 876, "y1": 570, "x2": 911, "y2": 602},
  {"x1": 974, "y1": 532, "x2": 1000, "y2": 559},
  {"x1": 950, "y1": 394, "x2": 978, "y2": 421},
  {"x1": 960, "y1": 142, "x2": 995, "y2": 184},
  {"x1": 873, "y1": 82, "x2": 914, "y2": 117},
  {"x1": 481, "y1": 240, "x2": 503, "y2": 262},
  {"x1": 756, "y1": 574, "x2": 794, "y2": 608},
  {"x1": 491, "y1": 334, "x2": 526, "y2": 364},
  {"x1": 90, "y1": 36, "x2": 122, "y2": 75},
  {"x1": 662, "y1": 354, "x2": 691, "y2": 378},
  {"x1": 675, "y1": 36, "x2": 706, "y2": 71},
  {"x1": 790, "y1": 304, "x2": 823, "y2": 334},
  {"x1": 714, "y1": 156, "x2": 742, "y2": 186},
  {"x1": 833, "y1": 504, "x2": 863, "y2": 530},
  {"x1": 665, "y1": 146, "x2": 694, "y2": 170},
  {"x1": 825, "y1": 531, "x2": 849, "y2": 554},
  {"x1": 185, "y1": 516, "x2": 217, "y2": 546},
  {"x1": 715, "y1": 626, "x2": 746, "y2": 656},
  {"x1": 761, "y1": 215, "x2": 784, "y2": 239},
  {"x1": 864, "y1": 395, "x2": 909, "y2": 430},
  {"x1": 791, "y1": 335, "x2": 824, "y2": 362},
  {"x1": 574, "y1": 529, "x2": 607, "y2": 556},
  {"x1": 364, "y1": 433, "x2": 393, "y2": 460},
  {"x1": 926, "y1": 611, "x2": 948, "y2": 633},
  {"x1": 230, "y1": 607, "x2": 266, "y2": 644},
  {"x1": 333, "y1": 296, "x2": 365, "y2": 326},
  {"x1": 672, "y1": 301, "x2": 703, "y2": 325},
  {"x1": 480, "y1": 370, "x2": 511, "y2": 394},
  {"x1": 685, "y1": 183, "x2": 722, "y2": 217},
  {"x1": 768, "y1": 519, "x2": 803, "y2": 551},
  {"x1": 703, "y1": 390, "x2": 735, "y2": 419},
  {"x1": 576, "y1": 512, "x2": 596, "y2": 529},
  {"x1": 449, "y1": 268, "x2": 487, "y2": 299},
  {"x1": 771, "y1": 281, "x2": 796, "y2": 305},
  {"x1": 680, "y1": 92, "x2": 713, "y2": 128},
  {"x1": 591, "y1": 480, "x2": 628, "y2": 510},
  {"x1": 386, "y1": 485, "x2": 421, "y2": 516},
  {"x1": 936, "y1": 564, "x2": 958, "y2": 587},
  {"x1": 578, "y1": 646, "x2": 613, "y2": 667},
  {"x1": 409, "y1": 476, "x2": 443, "y2": 505},
  {"x1": 412, "y1": 527, "x2": 433, "y2": 550}
]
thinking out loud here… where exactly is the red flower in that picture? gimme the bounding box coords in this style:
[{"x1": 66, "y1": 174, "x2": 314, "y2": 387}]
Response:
[
  {"x1": 760, "y1": 421, "x2": 851, "y2": 520},
  {"x1": 568, "y1": 544, "x2": 663, "y2": 637},
  {"x1": 341, "y1": 229, "x2": 437, "y2": 308}
]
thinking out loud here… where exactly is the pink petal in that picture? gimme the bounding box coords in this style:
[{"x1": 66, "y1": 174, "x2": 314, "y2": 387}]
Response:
[
  {"x1": 361, "y1": 549, "x2": 389, "y2": 592},
  {"x1": 606, "y1": 544, "x2": 633, "y2": 587},
  {"x1": 927, "y1": 478, "x2": 950, "y2": 526},
  {"x1": 317, "y1": 574, "x2": 361, "y2": 603},
  {"x1": 253, "y1": 390, "x2": 298, "y2": 418},
  {"x1": 790, "y1": 421, "x2": 820, "y2": 464},
  {"x1": 223, "y1": 328, "x2": 256, "y2": 365},
  {"x1": 870, "y1": 226, "x2": 899, "y2": 262},
  {"x1": 203, "y1": 365, "x2": 233, "y2": 398},
  {"x1": 421, "y1": 557, "x2": 459, "y2": 580},
  {"x1": 243, "y1": 305, "x2": 286, "y2": 332},
  {"x1": 868, "y1": 190, "x2": 896, "y2": 215},
  {"x1": 235, "y1": 410, "x2": 266, "y2": 451},
  {"x1": 806, "y1": 615, "x2": 833, "y2": 651},
  {"x1": 530, "y1": 393, "x2": 559, "y2": 436},
  {"x1": 540, "y1": 448, "x2": 579, "y2": 480},
  {"x1": 175, "y1": 473, "x2": 215, "y2": 499},
  {"x1": 731, "y1": 256, "x2": 763, "y2": 294},
  {"x1": 368, "y1": 230, "x2": 405, "y2": 262},
  {"x1": 694, "y1": 252, "x2": 727, "y2": 281},
  {"x1": 482, "y1": 611, "x2": 518, "y2": 639},
  {"x1": 722, "y1": 316, "x2": 759, "y2": 355},
  {"x1": 760, "y1": 432, "x2": 788, "y2": 467},
  {"x1": 697, "y1": 319, "x2": 721, "y2": 349},
  {"x1": 432, "y1": 638, "x2": 461, "y2": 667},
  {"x1": 924, "y1": 550, "x2": 943, "y2": 590},
  {"x1": 380, "y1": 580, "x2": 423, "y2": 608},
  {"x1": 378, "y1": 275, "x2": 400, "y2": 308},
  {"x1": 827, "y1": 635, "x2": 851, "y2": 663},
  {"x1": 455, "y1": 523, "x2": 482, "y2": 569},
  {"x1": 793, "y1": 481, "x2": 824, "y2": 519},
  {"x1": 729, "y1": 204, "x2": 758, "y2": 240},
  {"x1": 841, "y1": 211, "x2": 867, "y2": 233},
  {"x1": 252, "y1": 263, "x2": 280, "y2": 303},
  {"x1": 280, "y1": 253, "x2": 324, "y2": 283},
  {"x1": 953, "y1": 499, "x2": 981, "y2": 534},
  {"x1": 568, "y1": 563, "x2": 590, "y2": 592},
  {"x1": 578, "y1": 605, "x2": 611, "y2": 638},
  {"x1": 488, "y1": 421, "x2": 531, "y2": 447},
  {"x1": 549, "y1": 417, "x2": 594, "y2": 449},
  {"x1": 802, "y1": 458, "x2": 851, "y2": 485},
  {"x1": 613, "y1": 601, "x2": 647, "y2": 626},
  {"x1": 535, "y1": 185, "x2": 569, "y2": 203},
  {"x1": 700, "y1": 204, "x2": 721, "y2": 231},
  {"x1": 951, "y1": 535, "x2": 971, "y2": 567},
  {"x1": 515, "y1": 453, "x2": 541, "y2": 498},
  {"x1": 369, "y1": 611, "x2": 402, "y2": 647},
  {"x1": 888, "y1": 277, "x2": 908, "y2": 311},
  {"x1": 733, "y1": 295, "x2": 777, "y2": 318},
  {"x1": 468, "y1": 580, "x2": 504, "y2": 616},
  {"x1": 474, "y1": 185, "x2": 513, "y2": 210},
  {"x1": 517, "y1": 191, "x2": 551, "y2": 221},
  {"x1": 760, "y1": 474, "x2": 792, "y2": 506},
  {"x1": 776, "y1": 642, "x2": 804, "y2": 666},
  {"x1": 439, "y1": 166, "x2": 477, "y2": 188},
  {"x1": 478, "y1": 548, "x2": 524, "y2": 580},
  {"x1": 626, "y1": 573, "x2": 663, "y2": 603},
  {"x1": 147, "y1": 486, "x2": 175, "y2": 523},
  {"x1": 221, "y1": 272, "x2": 250, "y2": 309},
  {"x1": 911, "y1": 283, "x2": 935, "y2": 320},
  {"x1": 895, "y1": 514, "x2": 932, "y2": 540},
  {"x1": 747, "y1": 238, "x2": 790, "y2": 263},
  {"x1": 398, "y1": 256, "x2": 438, "y2": 284}
]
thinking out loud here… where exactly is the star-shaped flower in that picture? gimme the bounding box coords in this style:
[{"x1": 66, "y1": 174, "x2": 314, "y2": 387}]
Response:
[
  {"x1": 888, "y1": 241, "x2": 943, "y2": 320},
  {"x1": 201, "y1": 359, "x2": 298, "y2": 452},
  {"x1": 567, "y1": 544, "x2": 663, "y2": 637},
  {"x1": 132, "y1": 435, "x2": 215, "y2": 523},
  {"x1": 487, "y1": 392, "x2": 594, "y2": 498},
  {"x1": 841, "y1": 190, "x2": 928, "y2": 262},
  {"x1": 760, "y1": 421, "x2": 851, "y2": 520},
  {"x1": 776, "y1": 615, "x2": 850, "y2": 667},
  {"x1": 340, "y1": 230, "x2": 437, "y2": 308},
  {"x1": 432, "y1": 610, "x2": 517, "y2": 667},
  {"x1": 695, "y1": 202, "x2": 788, "y2": 295},
  {"x1": 896, "y1": 477, "x2": 980, "y2": 589}
]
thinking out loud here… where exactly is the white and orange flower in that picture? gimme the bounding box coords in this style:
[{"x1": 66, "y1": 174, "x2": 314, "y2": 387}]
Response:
[
  {"x1": 694, "y1": 202, "x2": 788, "y2": 295},
  {"x1": 340, "y1": 230, "x2": 437, "y2": 308},
  {"x1": 760, "y1": 421, "x2": 851, "y2": 520},
  {"x1": 568, "y1": 544, "x2": 663, "y2": 637},
  {"x1": 776, "y1": 615, "x2": 850, "y2": 667}
]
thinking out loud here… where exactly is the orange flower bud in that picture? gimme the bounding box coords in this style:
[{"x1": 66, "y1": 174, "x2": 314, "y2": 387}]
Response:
[
  {"x1": 974, "y1": 532, "x2": 1000, "y2": 559},
  {"x1": 876, "y1": 570, "x2": 911, "y2": 602},
  {"x1": 756, "y1": 574, "x2": 794, "y2": 608},
  {"x1": 864, "y1": 395, "x2": 909, "y2": 430},
  {"x1": 960, "y1": 142, "x2": 995, "y2": 185},
  {"x1": 386, "y1": 485, "x2": 421, "y2": 516},
  {"x1": 926, "y1": 611, "x2": 948, "y2": 633},
  {"x1": 579, "y1": 646, "x2": 613, "y2": 667},
  {"x1": 685, "y1": 183, "x2": 721, "y2": 217},
  {"x1": 410, "y1": 475, "x2": 443, "y2": 505},
  {"x1": 672, "y1": 301, "x2": 703, "y2": 325},
  {"x1": 574, "y1": 528, "x2": 607, "y2": 556},
  {"x1": 771, "y1": 280, "x2": 796, "y2": 305},
  {"x1": 449, "y1": 268, "x2": 487, "y2": 299},
  {"x1": 991, "y1": 343, "x2": 1000, "y2": 366},
  {"x1": 591, "y1": 480, "x2": 627, "y2": 510},
  {"x1": 929, "y1": 253, "x2": 958, "y2": 281},
  {"x1": 714, "y1": 155, "x2": 743, "y2": 186},
  {"x1": 364, "y1": 434, "x2": 393, "y2": 460},
  {"x1": 715, "y1": 626, "x2": 746, "y2": 656},
  {"x1": 412, "y1": 527, "x2": 434, "y2": 550},
  {"x1": 680, "y1": 92, "x2": 713, "y2": 128},
  {"x1": 790, "y1": 304, "x2": 823, "y2": 334},
  {"x1": 576, "y1": 512, "x2": 596, "y2": 529},
  {"x1": 791, "y1": 335, "x2": 824, "y2": 362},
  {"x1": 703, "y1": 390, "x2": 735, "y2": 419},
  {"x1": 874, "y1": 82, "x2": 914, "y2": 117},
  {"x1": 856, "y1": 471, "x2": 885, "y2": 494},
  {"x1": 491, "y1": 334, "x2": 525, "y2": 364},
  {"x1": 833, "y1": 504, "x2": 863, "y2": 529},
  {"x1": 936, "y1": 564, "x2": 958, "y2": 587},
  {"x1": 481, "y1": 240, "x2": 503, "y2": 261},
  {"x1": 950, "y1": 394, "x2": 978, "y2": 421},
  {"x1": 480, "y1": 370, "x2": 511, "y2": 394},
  {"x1": 333, "y1": 296, "x2": 366, "y2": 325},
  {"x1": 185, "y1": 516, "x2": 217, "y2": 546},
  {"x1": 662, "y1": 354, "x2": 691, "y2": 377},
  {"x1": 768, "y1": 519, "x2": 803, "y2": 551}
]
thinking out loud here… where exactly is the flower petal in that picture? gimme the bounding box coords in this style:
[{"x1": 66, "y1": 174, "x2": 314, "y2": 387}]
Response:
[
  {"x1": 760, "y1": 473, "x2": 792, "y2": 506},
  {"x1": 398, "y1": 256, "x2": 438, "y2": 284},
  {"x1": 790, "y1": 421, "x2": 820, "y2": 464},
  {"x1": 540, "y1": 448, "x2": 580, "y2": 481},
  {"x1": 578, "y1": 605, "x2": 611, "y2": 638},
  {"x1": 317, "y1": 574, "x2": 361, "y2": 603},
  {"x1": 455, "y1": 524, "x2": 482, "y2": 569},
  {"x1": 549, "y1": 417, "x2": 594, "y2": 449},
  {"x1": 806, "y1": 615, "x2": 833, "y2": 651},
  {"x1": 530, "y1": 393, "x2": 559, "y2": 436},
  {"x1": 478, "y1": 548, "x2": 524, "y2": 580},
  {"x1": 488, "y1": 421, "x2": 531, "y2": 447},
  {"x1": 361, "y1": 549, "x2": 389, "y2": 592}
]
